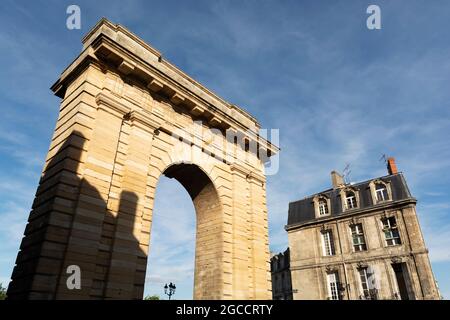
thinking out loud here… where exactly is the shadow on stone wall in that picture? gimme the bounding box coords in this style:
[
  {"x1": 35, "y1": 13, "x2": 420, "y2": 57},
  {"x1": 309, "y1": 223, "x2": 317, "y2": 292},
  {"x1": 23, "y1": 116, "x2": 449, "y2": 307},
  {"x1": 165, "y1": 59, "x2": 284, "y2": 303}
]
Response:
[{"x1": 7, "y1": 130, "x2": 146, "y2": 299}]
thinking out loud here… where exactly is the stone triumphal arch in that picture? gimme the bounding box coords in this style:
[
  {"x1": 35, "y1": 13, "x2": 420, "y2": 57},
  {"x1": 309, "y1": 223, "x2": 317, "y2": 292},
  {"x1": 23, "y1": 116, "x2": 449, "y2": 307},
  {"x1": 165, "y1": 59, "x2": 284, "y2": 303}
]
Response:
[{"x1": 7, "y1": 19, "x2": 278, "y2": 300}]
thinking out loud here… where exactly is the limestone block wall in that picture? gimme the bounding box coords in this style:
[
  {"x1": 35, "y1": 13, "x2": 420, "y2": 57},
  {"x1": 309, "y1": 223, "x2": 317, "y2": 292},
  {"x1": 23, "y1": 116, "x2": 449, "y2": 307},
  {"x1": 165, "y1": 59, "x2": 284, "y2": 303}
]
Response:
[
  {"x1": 288, "y1": 205, "x2": 440, "y2": 300},
  {"x1": 400, "y1": 206, "x2": 440, "y2": 299}
]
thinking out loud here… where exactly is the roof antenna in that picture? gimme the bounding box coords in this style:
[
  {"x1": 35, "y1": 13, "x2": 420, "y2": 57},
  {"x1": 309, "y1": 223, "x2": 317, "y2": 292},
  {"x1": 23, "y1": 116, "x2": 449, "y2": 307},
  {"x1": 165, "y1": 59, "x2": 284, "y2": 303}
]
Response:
[
  {"x1": 343, "y1": 163, "x2": 351, "y2": 184},
  {"x1": 379, "y1": 154, "x2": 387, "y2": 164}
]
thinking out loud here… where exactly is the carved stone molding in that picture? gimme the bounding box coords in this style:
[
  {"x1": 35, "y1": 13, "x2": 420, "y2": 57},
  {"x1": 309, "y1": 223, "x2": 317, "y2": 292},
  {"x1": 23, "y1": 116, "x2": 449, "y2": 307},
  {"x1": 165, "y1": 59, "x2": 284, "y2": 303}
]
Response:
[
  {"x1": 348, "y1": 216, "x2": 359, "y2": 227},
  {"x1": 380, "y1": 210, "x2": 397, "y2": 221},
  {"x1": 356, "y1": 261, "x2": 368, "y2": 269},
  {"x1": 391, "y1": 256, "x2": 406, "y2": 264},
  {"x1": 320, "y1": 223, "x2": 331, "y2": 234},
  {"x1": 127, "y1": 110, "x2": 160, "y2": 132},
  {"x1": 246, "y1": 171, "x2": 266, "y2": 186},
  {"x1": 95, "y1": 92, "x2": 131, "y2": 117},
  {"x1": 325, "y1": 265, "x2": 338, "y2": 273}
]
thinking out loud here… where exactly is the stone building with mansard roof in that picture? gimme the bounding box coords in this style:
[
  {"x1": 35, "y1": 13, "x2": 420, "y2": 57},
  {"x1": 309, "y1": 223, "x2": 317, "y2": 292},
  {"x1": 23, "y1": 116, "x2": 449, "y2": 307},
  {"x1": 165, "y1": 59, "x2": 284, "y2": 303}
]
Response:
[
  {"x1": 286, "y1": 158, "x2": 441, "y2": 300},
  {"x1": 270, "y1": 248, "x2": 293, "y2": 300}
]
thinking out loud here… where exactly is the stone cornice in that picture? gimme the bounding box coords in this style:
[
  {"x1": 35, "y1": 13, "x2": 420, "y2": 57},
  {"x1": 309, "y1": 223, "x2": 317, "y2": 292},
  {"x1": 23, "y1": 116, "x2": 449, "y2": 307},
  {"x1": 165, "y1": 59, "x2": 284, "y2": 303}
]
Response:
[
  {"x1": 285, "y1": 198, "x2": 418, "y2": 232},
  {"x1": 290, "y1": 249, "x2": 429, "y2": 271},
  {"x1": 96, "y1": 92, "x2": 160, "y2": 132},
  {"x1": 90, "y1": 35, "x2": 279, "y2": 154},
  {"x1": 51, "y1": 50, "x2": 99, "y2": 99},
  {"x1": 127, "y1": 110, "x2": 159, "y2": 132},
  {"x1": 82, "y1": 19, "x2": 258, "y2": 126},
  {"x1": 82, "y1": 18, "x2": 162, "y2": 59},
  {"x1": 230, "y1": 163, "x2": 252, "y2": 178},
  {"x1": 247, "y1": 171, "x2": 266, "y2": 185},
  {"x1": 51, "y1": 19, "x2": 279, "y2": 158},
  {"x1": 90, "y1": 31, "x2": 252, "y2": 130},
  {"x1": 95, "y1": 92, "x2": 131, "y2": 117}
]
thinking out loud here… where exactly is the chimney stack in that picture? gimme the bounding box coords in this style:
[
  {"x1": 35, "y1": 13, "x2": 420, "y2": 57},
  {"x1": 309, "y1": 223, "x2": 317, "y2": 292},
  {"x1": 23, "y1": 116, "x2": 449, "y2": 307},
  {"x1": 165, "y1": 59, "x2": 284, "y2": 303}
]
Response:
[
  {"x1": 387, "y1": 157, "x2": 398, "y2": 175},
  {"x1": 331, "y1": 171, "x2": 345, "y2": 189}
]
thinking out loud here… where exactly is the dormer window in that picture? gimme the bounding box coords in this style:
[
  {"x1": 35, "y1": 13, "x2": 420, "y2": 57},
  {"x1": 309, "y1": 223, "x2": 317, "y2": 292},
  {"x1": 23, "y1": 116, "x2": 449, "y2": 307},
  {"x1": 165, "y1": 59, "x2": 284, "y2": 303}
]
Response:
[
  {"x1": 313, "y1": 195, "x2": 331, "y2": 218},
  {"x1": 375, "y1": 183, "x2": 389, "y2": 202},
  {"x1": 319, "y1": 199, "x2": 329, "y2": 216},
  {"x1": 369, "y1": 180, "x2": 392, "y2": 205},
  {"x1": 345, "y1": 191, "x2": 357, "y2": 209},
  {"x1": 340, "y1": 188, "x2": 360, "y2": 212}
]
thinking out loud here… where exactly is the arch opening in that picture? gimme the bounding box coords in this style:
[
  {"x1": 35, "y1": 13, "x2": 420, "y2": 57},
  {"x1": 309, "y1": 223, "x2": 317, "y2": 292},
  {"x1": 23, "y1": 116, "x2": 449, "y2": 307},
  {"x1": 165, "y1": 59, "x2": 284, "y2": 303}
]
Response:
[{"x1": 145, "y1": 163, "x2": 224, "y2": 300}]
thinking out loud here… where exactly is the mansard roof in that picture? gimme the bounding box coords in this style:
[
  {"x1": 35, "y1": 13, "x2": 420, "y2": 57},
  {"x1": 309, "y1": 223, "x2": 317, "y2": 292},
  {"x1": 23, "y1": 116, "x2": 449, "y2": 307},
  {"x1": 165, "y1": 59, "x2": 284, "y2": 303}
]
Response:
[{"x1": 286, "y1": 173, "x2": 414, "y2": 229}]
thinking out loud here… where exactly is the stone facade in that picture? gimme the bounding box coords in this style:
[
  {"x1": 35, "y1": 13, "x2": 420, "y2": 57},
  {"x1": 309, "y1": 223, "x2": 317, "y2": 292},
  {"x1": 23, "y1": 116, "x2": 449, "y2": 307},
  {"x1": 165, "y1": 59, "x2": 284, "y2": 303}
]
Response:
[
  {"x1": 270, "y1": 249, "x2": 293, "y2": 300},
  {"x1": 287, "y1": 159, "x2": 441, "y2": 300},
  {"x1": 6, "y1": 19, "x2": 278, "y2": 300}
]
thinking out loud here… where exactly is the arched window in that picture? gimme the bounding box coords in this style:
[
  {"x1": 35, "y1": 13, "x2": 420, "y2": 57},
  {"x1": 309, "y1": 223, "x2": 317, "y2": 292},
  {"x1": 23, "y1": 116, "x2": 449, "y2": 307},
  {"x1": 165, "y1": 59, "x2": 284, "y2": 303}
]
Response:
[
  {"x1": 314, "y1": 195, "x2": 331, "y2": 217},
  {"x1": 375, "y1": 183, "x2": 389, "y2": 202},
  {"x1": 345, "y1": 191, "x2": 357, "y2": 209},
  {"x1": 319, "y1": 199, "x2": 329, "y2": 216}
]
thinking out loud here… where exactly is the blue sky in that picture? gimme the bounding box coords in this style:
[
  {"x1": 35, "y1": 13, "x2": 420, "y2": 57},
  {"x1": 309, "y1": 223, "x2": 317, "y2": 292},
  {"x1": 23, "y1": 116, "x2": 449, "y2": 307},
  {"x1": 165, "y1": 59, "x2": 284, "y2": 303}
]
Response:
[{"x1": 0, "y1": 0, "x2": 449, "y2": 299}]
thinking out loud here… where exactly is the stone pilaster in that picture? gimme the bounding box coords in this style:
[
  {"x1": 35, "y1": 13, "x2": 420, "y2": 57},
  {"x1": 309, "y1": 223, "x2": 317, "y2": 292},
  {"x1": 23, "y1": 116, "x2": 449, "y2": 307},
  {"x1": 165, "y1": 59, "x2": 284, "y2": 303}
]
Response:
[
  {"x1": 55, "y1": 91, "x2": 131, "y2": 299},
  {"x1": 230, "y1": 164, "x2": 251, "y2": 299},
  {"x1": 247, "y1": 172, "x2": 272, "y2": 299}
]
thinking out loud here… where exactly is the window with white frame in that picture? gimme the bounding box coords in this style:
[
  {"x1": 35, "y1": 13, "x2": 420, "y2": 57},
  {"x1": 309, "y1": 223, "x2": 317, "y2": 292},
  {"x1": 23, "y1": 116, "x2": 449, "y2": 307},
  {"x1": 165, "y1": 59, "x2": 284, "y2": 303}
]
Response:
[
  {"x1": 382, "y1": 217, "x2": 401, "y2": 246},
  {"x1": 358, "y1": 268, "x2": 372, "y2": 299},
  {"x1": 375, "y1": 183, "x2": 389, "y2": 202},
  {"x1": 345, "y1": 191, "x2": 357, "y2": 209},
  {"x1": 350, "y1": 223, "x2": 367, "y2": 252},
  {"x1": 358, "y1": 267, "x2": 378, "y2": 300},
  {"x1": 322, "y1": 230, "x2": 335, "y2": 256},
  {"x1": 318, "y1": 199, "x2": 329, "y2": 216},
  {"x1": 327, "y1": 272, "x2": 340, "y2": 300}
]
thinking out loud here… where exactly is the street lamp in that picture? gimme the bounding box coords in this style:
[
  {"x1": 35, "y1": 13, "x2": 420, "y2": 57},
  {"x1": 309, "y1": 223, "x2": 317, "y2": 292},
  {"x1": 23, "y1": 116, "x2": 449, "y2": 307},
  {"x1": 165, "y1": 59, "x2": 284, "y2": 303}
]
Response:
[{"x1": 164, "y1": 282, "x2": 176, "y2": 300}]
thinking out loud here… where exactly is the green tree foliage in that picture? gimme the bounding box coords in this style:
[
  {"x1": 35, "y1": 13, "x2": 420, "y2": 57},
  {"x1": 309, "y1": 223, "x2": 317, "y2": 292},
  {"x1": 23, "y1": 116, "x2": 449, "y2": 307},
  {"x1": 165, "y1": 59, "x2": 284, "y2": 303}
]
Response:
[
  {"x1": 144, "y1": 294, "x2": 160, "y2": 300},
  {"x1": 0, "y1": 283, "x2": 7, "y2": 300}
]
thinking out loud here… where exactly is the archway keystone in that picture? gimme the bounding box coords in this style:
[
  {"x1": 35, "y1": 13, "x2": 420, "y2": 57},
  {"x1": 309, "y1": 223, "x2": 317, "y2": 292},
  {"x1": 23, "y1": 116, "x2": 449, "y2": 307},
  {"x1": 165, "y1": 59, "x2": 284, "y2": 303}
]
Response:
[{"x1": 7, "y1": 18, "x2": 278, "y2": 300}]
